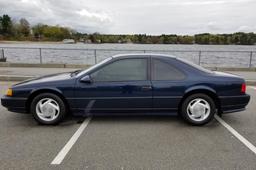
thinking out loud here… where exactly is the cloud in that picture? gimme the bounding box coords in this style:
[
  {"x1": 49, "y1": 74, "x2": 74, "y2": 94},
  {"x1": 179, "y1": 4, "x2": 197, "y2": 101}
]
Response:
[
  {"x1": 206, "y1": 22, "x2": 221, "y2": 31},
  {"x1": 0, "y1": 0, "x2": 255, "y2": 34},
  {"x1": 0, "y1": 0, "x2": 113, "y2": 33},
  {"x1": 144, "y1": 0, "x2": 255, "y2": 7},
  {"x1": 237, "y1": 26, "x2": 255, "y2": 33},
  {"x1": 76, "y1": 9, "x2": 112, "y2": 23}
]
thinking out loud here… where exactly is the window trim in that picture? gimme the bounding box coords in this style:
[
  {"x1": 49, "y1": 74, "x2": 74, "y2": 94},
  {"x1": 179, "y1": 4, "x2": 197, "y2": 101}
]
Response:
[
  {"x1": 89, "y1": 57, "x2": 150, "y2": 83},
  {"x1": 150, "y1": 58, "x2": 186, "y2": 81}
]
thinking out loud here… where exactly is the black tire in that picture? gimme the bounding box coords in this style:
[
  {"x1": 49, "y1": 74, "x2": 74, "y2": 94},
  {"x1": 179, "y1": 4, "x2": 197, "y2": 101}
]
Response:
[
  {"x1": 180, "y1": 93, "x2": 216, "y2": 126},
  {"x1": 30, "y1": 93, "x2": 66, "y2": 125}
]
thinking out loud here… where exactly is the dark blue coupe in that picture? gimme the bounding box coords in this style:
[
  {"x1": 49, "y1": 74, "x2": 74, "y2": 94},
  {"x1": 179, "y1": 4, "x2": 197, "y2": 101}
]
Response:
[{"x1": 1, "y1": 54, "x2": 250, "y2": 125}]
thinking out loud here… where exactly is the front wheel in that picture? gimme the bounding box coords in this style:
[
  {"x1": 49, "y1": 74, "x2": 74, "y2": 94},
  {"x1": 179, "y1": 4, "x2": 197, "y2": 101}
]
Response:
[
  {"x1": 180, "y1": 93, "x2": 216, "y2": 126},
  {"x1": 31, "y1": 93, "x2": 66, "y2": 125}
]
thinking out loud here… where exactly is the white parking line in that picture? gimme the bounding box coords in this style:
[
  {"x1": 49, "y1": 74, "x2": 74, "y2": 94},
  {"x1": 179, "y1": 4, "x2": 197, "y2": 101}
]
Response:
[
  {"x1": 51, "y1": 117, "x2": 92, "y2": 165},
  {"x1": 215, "y1": 115, "x2": 256, "y2": 155}
]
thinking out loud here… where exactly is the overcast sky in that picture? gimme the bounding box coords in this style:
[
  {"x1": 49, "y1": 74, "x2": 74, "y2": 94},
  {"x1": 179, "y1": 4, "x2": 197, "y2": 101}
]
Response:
[{"x1": 0, "y1": 0, "x2": 255, "y2": 34}]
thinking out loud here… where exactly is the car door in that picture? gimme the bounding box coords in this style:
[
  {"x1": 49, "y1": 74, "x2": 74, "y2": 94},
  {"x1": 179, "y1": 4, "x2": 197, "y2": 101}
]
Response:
[
  {"x1": 151, "y1": 57, "x2": 187, "y2": 113},
  {"x1": 75, "y1": 57, "x2": 152, "y2": 115}
]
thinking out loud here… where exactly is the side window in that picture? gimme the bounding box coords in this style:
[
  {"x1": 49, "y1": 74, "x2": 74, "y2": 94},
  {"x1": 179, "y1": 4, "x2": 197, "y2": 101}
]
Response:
[
  {"x1": 91, "y1": 58, "x2": 147, "y2": 82},
  {"x1": 152, "y1": 59, "x2": 185, "y2": 81}
]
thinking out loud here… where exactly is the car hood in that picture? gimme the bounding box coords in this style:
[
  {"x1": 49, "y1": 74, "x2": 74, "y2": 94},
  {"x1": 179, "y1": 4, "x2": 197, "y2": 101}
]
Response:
[{"x1": 14, "y1": 72, "x2": 73, "y2": 87}]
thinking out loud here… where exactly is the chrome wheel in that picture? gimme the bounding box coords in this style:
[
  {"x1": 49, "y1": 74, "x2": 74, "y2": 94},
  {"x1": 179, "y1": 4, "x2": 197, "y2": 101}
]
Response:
[
  {"x1": 35, "y1": 98, "x2": 60, "y2": 122},
  {"x1": 186, "y1": 98, "x2": 210, "y2": 122}
]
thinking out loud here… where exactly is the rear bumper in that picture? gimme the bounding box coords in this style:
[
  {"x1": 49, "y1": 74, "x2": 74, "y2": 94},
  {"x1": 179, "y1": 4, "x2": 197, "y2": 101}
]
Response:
[
  {"x1": 1, "y1": 96, "x2": 28, "y2": 113},
  {"x1": 219, "y1": 94, "x2": 250, "y2": 114}
]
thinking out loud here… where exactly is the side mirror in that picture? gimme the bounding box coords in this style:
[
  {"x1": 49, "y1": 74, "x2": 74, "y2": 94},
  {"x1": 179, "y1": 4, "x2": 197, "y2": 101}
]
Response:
[{"x1": 80, "y1": 75, "x2": 92, "y2": 83}]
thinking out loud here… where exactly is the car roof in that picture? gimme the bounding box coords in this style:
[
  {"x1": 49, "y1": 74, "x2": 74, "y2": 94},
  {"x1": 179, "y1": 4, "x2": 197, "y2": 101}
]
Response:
[{"x1": 112, "y1": 53, "x2": 177, "y2": 59}]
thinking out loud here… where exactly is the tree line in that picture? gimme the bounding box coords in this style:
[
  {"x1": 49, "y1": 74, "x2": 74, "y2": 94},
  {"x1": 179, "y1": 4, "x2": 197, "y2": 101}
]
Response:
[
  {"x1": 0, "y1": 14, "x2": 256, "y2": 45},
  {"x1": 0, "y1": 14, "x2": 73, "y2": 41}
]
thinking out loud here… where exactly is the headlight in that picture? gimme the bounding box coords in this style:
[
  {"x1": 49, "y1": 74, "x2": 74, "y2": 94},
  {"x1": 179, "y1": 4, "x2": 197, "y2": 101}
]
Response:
[{"x1": 6, "y1": 88, "x2": 13, "y2": 96}]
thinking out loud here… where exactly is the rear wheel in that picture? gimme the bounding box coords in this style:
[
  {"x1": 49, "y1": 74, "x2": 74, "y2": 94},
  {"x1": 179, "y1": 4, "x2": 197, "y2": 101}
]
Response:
[
  {"x1": 31, "y1": 93, "x2": 66, "y2": 125},
  {"x1": 181, "y1": 93, "x2": 216, "y2": 126}
]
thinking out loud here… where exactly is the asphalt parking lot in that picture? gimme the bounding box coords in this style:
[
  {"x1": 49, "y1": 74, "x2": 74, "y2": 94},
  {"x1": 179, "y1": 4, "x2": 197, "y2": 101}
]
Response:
[{"x1": 0, "y1": 81, "x2": 256, "y2": 169}]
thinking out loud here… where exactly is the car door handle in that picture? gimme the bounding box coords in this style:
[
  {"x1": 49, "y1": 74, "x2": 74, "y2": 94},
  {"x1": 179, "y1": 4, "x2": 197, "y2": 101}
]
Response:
[{"x1": 141, "y1": 86, "x2": 152, "y2": 91}]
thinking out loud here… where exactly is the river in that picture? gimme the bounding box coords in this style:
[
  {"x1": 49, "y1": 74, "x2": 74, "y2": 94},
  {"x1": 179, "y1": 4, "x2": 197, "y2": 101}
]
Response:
[{"x1": 0, "y1": 42, "x2": 255, "y2": 67}]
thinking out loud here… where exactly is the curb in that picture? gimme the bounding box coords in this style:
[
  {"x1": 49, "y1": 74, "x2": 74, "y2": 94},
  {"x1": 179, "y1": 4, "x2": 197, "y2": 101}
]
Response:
[{"x1": 0, "y1": 75, "x2": 256, "y2": 85}]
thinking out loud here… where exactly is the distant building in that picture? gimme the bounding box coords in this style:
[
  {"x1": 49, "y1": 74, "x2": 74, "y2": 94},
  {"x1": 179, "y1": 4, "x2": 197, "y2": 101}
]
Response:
[
  {"x1": 62, "y1": 39, "x2": 75, "y2": 44},
  {"x1": 84, "y1": 39, "x2": 92, "y2": 43}
]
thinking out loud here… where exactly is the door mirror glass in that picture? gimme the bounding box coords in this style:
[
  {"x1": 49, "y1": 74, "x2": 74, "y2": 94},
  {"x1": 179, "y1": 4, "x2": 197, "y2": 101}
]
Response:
[{"x1": 80, "y1": 75, "x2": 92, "y2": 83}]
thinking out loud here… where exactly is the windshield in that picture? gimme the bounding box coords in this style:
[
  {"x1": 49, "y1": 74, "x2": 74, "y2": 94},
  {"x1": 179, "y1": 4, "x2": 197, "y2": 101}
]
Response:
[
  {"x1": 76, "y1": 57, "x2": 113, "y2": 77},
  {"x1": 177, "y1": 58, "x2": 213, "y2": 74}
]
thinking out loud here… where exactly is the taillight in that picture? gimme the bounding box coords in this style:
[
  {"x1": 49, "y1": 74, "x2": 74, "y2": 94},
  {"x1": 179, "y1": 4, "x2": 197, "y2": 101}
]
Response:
[{"x1": 241, "y1": 83, "x2": 246, "y2": 93}]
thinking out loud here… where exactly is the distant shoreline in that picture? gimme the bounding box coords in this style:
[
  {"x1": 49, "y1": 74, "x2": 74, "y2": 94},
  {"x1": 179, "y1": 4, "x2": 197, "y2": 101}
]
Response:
[
  {"x1": 0, "y1": 40, "x2": 62, "y2": 44},
  {"x1": 0, "y1": 40, "x2": 255, "y2": 46}
]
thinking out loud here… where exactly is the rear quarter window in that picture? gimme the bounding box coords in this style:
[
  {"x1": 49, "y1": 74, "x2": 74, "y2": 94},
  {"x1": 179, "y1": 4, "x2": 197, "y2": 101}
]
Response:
[{"x1": 152, "y1": 59, "x2": 186, "y2": 81}]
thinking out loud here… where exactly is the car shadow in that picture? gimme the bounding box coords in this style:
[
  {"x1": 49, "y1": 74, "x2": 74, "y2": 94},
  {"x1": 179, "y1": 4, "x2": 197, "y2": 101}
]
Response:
[
  {"x1": 83, "y1": 115, "x2": 220, "y2": 128},
  {"x1": 1, "y1": 112, "x2": 80, "y2": 128},
  {"x1": 2, "y1": 111, "x2": 220, "y2": 128}
]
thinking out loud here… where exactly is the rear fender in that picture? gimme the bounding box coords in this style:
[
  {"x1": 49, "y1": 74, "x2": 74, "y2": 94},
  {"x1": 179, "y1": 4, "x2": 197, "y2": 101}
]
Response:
[{"x1": 185, "y1": 85, "x2": 216, "y2": 94}]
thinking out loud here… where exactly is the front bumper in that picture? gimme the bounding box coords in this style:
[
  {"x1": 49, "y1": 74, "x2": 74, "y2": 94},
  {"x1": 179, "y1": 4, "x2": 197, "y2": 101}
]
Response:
[
  {"x1": 219, "y1": 94, "x2": 250, "y2": 114},
  {"x1": 1, "y1": 95, "x2": 28, "y2": 113}
]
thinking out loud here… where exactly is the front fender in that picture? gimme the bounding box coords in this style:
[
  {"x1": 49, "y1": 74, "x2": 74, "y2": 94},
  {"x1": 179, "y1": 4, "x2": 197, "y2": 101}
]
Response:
[{"x1": 30, "y1": 87, "x2": 64, "y2": 96}]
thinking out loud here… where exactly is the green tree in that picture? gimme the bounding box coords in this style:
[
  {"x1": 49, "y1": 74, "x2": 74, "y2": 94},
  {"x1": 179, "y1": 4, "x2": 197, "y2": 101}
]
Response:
[
  {"x1": 89, "y1": 33, "x2": 97, "y2": 43},
  {"x1": 195, "y1": 33, "x2": 210, "y2": 44},
  {"x1": 18, "y1": 18, "x2": 30, "y2": 36},
  {"x1": 39, "y1": 25, "x2": 71, "y2": 41},
  {"x1": 32, "y1": 24, "x2": 45, "y2": 40},
  {"x1": 0, "y1": 16, "x2": 2, "y2": 34},
  {"x1": 178, "y1": 35, "x2": 194, "y2": 44},
  {"x1": 0, "y1": 14, "x2": 12, "y2": 35},
  {"x1": 161, "y1": 34, "x2": 177, "y2": 44}
]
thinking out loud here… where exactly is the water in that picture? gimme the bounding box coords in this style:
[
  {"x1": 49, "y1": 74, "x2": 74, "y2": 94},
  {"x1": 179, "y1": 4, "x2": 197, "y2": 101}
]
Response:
[{"x1": 0, "y1": 42, "x2": 256, "y2": 67}]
